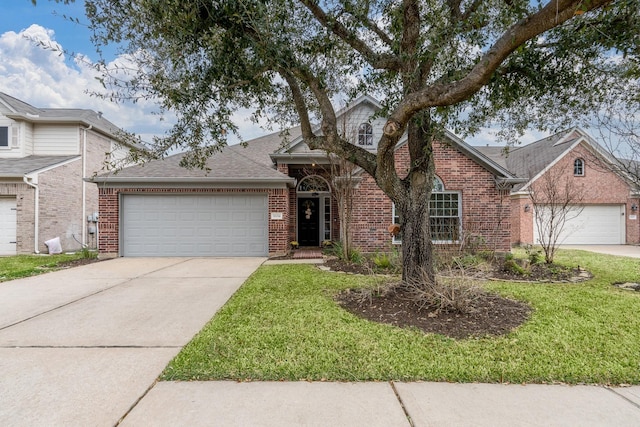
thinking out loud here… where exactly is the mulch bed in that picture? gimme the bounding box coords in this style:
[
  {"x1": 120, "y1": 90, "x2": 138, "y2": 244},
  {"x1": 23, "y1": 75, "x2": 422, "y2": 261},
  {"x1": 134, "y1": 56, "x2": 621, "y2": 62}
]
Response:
[
  {"x1": 337, "y1": 285, "x2": 531, "y2": 339},
  {"x1": 326, "y1": 258, "x2": 593, "y2": 339}
]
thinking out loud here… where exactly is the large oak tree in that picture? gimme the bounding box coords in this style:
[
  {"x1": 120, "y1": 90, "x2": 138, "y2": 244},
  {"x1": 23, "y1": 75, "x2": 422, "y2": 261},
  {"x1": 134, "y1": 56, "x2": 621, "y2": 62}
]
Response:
[{"x1": 78, "y1": 0, "x2": 639, "y2": 283}]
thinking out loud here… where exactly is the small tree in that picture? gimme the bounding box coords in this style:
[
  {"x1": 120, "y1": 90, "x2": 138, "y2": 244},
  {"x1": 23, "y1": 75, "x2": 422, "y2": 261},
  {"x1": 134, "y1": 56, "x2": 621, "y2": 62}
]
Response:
[
  {"x1": 528, "y1": 168, "x2": 585, "y2": 263},
  {"x1": 329, "y1": 155, "x2": 359, "y2": 260}
]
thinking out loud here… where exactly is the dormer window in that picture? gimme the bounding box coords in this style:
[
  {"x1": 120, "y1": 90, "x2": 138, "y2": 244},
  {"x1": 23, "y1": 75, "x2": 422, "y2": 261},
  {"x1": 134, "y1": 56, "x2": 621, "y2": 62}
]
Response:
[
  {"x1": 357, "y1": 123, "x2": 373, "y2": 146},
  {"x1": 574, "y1": 158, "x2": 584, "y2": 176}
]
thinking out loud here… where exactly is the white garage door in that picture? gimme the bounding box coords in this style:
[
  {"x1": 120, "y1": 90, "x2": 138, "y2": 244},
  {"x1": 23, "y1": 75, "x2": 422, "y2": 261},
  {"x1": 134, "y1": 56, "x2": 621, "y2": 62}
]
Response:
[
  {"x1": 534, "y1": 204, "x2": 625, "y2": 245},
  {"x1": 0, "y1": 197, "x2": 17, "y2": 255},
  {"x1": 121, "y1": 194, "x2": 268, "y2": 257}
]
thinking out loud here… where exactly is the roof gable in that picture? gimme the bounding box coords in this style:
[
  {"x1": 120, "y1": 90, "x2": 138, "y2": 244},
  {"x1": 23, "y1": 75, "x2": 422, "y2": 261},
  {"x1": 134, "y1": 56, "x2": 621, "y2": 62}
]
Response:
[
  {"x1": 475, "y1": 127, "x2": 633, "y2": 192},
  {"x1": 273, "y1": 95, "x2": 384, "y2": 157},
  {"x1": 0, "y1": 92, "x2": 122, "y2": 140}
]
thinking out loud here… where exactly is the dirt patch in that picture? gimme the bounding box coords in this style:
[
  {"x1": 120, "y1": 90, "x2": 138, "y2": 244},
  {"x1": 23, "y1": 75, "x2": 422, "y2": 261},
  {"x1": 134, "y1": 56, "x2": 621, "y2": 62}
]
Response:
[
  {"x1": 337, "y1": 285, "x2": 532, "y2": 339},
  {"x1": 325, "y1": 259, "x2": 375, "y2": 275},
  {"x1": 491, "y1": 263, "x2": 591, "y2": 282},
  {"x1": 57, "y1": 257, "x2": 103, "y2": 269}
]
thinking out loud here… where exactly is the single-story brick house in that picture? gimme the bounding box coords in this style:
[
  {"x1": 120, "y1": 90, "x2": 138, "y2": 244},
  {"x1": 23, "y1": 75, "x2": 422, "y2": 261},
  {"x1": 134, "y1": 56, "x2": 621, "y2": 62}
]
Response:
[
  {"x1": 477, "y1": 128, "x2": 640, "y2": 245},
  {"x1": 91, "y1": 96, "x2": 526, "y2": 257},
  {"x1": 0, "y1": 92, "x2": 127, "y2": 255}
]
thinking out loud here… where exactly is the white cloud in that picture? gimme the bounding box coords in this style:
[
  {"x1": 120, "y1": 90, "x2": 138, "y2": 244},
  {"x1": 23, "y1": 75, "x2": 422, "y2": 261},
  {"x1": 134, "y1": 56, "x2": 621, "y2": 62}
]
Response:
[{"x1": 0, "y1": 25, "x2": 177, "y2": 141}]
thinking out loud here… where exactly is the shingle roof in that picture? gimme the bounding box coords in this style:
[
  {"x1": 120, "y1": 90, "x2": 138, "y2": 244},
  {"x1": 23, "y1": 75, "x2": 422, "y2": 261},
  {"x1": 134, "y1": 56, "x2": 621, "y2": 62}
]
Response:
[
  {"x1": 0, "y1": 92, "x2": 121, "y2": 139},
  {"x1": 229, "y1": 127, "x2": 301, "y2": 167},
  {"x1": 92, "y1": 142, "x2": 293, "y2": 185},
  {"x1": 0, "y1": 155, "x2": 80, "y2": 177}
]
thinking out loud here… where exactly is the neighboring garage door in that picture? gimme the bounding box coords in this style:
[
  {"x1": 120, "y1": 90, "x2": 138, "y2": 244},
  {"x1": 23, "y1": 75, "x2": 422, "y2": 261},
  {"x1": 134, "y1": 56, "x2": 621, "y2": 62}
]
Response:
[
  {"x1": 534, "y1": 204, "x2": 625, "y2": 245},
  {"x1": 0, "y1": 197, "x2": 17, "y2": 255},
  {"x1": 121, "y1": 194, "x2": 268, "y2": 256}
]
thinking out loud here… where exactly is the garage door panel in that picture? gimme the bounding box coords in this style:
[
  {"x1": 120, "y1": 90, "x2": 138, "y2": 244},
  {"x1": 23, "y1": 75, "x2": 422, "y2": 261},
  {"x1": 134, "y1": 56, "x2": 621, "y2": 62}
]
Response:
[
  {"x1": 0, "y1": 198, "x2": 17, "y2": 256},
  {"x1": 534, "y1": 204, "x2": 624, "y2": 245},
  {"x1": 122, "y1": 194, "x2": 268, "y2": 257}
]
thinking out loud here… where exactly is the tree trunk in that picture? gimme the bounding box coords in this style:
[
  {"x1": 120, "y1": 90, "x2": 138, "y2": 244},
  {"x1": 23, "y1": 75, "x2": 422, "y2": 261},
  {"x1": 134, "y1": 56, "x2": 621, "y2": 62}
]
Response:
[
  {"x1": 398, "y1": 185, "x2": 434, "y2": 284},
  {"x1": 396, "y1": 113, "x2": 437, "y2": 285}
]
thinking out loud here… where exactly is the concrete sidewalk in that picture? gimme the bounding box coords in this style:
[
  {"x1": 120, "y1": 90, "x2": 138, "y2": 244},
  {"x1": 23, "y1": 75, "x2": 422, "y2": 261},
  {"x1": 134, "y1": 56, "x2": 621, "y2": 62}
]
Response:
[{"x1": 121, "y1": 381, "x2": 640, "y2": 426}]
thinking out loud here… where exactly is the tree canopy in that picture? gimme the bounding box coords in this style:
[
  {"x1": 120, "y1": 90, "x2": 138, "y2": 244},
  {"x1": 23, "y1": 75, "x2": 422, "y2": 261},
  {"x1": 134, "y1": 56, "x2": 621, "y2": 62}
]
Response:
[{"x1": 78, "y1": 0, "x2": 640, "y2": 281}]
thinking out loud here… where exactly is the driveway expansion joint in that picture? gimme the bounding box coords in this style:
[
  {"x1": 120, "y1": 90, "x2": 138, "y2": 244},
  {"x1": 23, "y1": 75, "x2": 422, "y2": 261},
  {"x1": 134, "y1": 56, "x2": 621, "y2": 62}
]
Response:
[
  {"x1": 389, "y1": 381, "x2": 415, "y2": 427},
  {"x1": 606, "y1": 386, "x2": 640, "y2": 410},
  {"x1": 0, "y1": 281, "x2": 129, "y2": 332}
]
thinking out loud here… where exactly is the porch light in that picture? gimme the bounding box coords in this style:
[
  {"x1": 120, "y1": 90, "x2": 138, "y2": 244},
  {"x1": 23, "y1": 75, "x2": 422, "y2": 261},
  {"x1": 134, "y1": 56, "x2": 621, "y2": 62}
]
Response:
[
  {"x1": 524, "y1": 204, "x2": 531, "y2": 212},
  {"x1": 632, "y1": 203, "x2": 638, "y2": 212}
]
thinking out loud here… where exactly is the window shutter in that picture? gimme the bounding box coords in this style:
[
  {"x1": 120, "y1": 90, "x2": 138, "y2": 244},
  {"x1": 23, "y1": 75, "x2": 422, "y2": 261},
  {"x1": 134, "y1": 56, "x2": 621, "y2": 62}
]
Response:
[{"x1": 11, "y1": 124, "x2": 19, "y2": 147}]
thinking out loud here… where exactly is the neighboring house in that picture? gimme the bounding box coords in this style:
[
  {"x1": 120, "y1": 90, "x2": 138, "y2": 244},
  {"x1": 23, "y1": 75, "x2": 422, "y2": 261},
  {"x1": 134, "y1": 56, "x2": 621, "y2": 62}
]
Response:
[
  {"x1": 0, "y1": 92, "x2": 128, "y2": 255},
  {"x1": 92, "y1": 96, "x2": 524, "y2": 257},
  {"x1": 477, "y1": 128, "x2": 640, "y2": 246}
]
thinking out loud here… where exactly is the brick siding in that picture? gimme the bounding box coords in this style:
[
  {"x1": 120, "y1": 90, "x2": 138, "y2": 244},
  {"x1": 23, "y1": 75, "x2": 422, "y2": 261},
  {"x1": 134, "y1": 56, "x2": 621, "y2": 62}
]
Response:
[
  {"x1": 281, "y1": 140, "x2": 512, "y2": 254},
  {"x1": 514, "y1": 142, "x2": 639, "y2": 245}
]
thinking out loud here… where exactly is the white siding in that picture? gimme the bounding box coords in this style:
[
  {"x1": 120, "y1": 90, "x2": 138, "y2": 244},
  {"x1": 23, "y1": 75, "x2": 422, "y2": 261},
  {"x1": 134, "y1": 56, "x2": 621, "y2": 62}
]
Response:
[
  {"x1": 32, "y1": 124, "x2": 79, "y2": 155},
  {"x1": 342, "y1": 103, "x2": 386, "y2": 151},
  {"x1": 23, "y1": 122, "x2": 34, "y2": 156}
]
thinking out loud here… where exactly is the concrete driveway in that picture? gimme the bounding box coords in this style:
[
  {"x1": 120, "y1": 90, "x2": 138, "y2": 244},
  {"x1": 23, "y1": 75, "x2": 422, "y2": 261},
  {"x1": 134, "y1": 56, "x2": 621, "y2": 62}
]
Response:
[
  {"x1": 560, "y1": 244, "x2": 640, "y2": 258},
  {"x1": 0, "y1": 257, "x2": 264, "y2": 426}
]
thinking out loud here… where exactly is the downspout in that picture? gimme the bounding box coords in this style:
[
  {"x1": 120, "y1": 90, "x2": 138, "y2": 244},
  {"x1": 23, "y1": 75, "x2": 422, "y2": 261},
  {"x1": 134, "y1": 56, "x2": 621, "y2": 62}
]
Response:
[
  {"x1": 23, "y1": 176, "x2": 39, "y2": 254},
  {"x1": 81, "y1": 125, "x2": 93, "y2": 248}
]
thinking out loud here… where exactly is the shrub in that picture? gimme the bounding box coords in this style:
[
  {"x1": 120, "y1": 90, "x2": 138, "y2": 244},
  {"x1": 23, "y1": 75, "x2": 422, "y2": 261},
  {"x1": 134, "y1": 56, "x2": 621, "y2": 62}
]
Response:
[
  {"x1": 403, "y1": 268, "x2": 484, "y2": 314},
  {"x1": 349, "y1": 247, "x2": 364, "y2": 264},
  {"x1": 524, "y1": 244, "x2": 543, "y2": 265},
  {"x1": 371, "y1": 252, "x2": 392, "y2": 269}
]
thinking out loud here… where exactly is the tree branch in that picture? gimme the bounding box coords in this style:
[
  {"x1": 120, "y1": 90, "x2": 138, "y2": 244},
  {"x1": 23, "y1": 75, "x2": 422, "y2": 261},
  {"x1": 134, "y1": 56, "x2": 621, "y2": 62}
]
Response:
[
  {"x1": 298, "y1": 0, "x2": 401, "y2": 70},
  {"x1": 384, "y1": 0, "x2": 612, "y2": 138}
]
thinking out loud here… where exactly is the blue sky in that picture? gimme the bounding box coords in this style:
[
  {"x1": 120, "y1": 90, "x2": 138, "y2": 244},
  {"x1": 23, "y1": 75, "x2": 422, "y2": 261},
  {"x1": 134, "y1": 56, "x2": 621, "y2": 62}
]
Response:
[{"x1": 3, "y1": 1, "x2": 100, "y2": 59}]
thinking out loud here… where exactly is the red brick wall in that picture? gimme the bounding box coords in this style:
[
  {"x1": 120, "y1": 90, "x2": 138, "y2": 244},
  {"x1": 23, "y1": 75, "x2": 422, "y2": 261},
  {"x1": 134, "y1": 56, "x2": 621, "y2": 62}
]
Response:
[
  {"x1": 97, "y1": 187, "x2": 290, "y2": 257},
  {"x1": 516, "y1": 141, "x2": 639, "y2": 245},
  {"x1": 301, "y1": 141, "x2": 512, "y2": 253}
]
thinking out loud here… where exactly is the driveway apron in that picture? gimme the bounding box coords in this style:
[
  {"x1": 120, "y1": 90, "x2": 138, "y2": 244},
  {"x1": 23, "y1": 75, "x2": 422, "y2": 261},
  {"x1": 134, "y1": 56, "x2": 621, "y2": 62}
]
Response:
[{"x1": 0, "y1": 257, "x2": 264, "y2": 426}]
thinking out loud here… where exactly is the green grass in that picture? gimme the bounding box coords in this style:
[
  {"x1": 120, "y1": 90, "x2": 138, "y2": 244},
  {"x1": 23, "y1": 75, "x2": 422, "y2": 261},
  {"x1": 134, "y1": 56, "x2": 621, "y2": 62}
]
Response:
[
  {"x1": 162, "y1": 249, "x2": 640, "y2": 384},
  {"x1": 0, "y1": 252, "x2": 97, "y2": 282}
]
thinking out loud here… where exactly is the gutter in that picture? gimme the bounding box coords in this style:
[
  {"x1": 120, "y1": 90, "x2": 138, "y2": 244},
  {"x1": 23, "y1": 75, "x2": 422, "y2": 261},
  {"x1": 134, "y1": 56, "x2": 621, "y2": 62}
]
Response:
[
  {"x1": 85, "y1": 176, "x2": 297, "y2": 187},
  {"x1": 23, "y1": 175, "x2": 40, "y2": 254},
  {"x1": 81, "y1": 125, "x2": 93, "y2": 248}
]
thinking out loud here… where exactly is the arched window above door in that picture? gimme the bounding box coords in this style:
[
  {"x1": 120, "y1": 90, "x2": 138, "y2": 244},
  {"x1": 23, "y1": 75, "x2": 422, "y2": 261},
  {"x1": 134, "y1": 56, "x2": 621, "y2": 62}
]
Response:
[{"x1": 297, "y1": 175, "x2": 330, "y2": 192}]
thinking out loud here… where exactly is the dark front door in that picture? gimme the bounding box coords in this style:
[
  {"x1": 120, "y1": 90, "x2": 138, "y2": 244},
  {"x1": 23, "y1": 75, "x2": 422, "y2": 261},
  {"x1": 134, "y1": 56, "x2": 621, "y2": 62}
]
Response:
[{"x1": 298, "y1": 197, "x2": 320, "y2": 246}]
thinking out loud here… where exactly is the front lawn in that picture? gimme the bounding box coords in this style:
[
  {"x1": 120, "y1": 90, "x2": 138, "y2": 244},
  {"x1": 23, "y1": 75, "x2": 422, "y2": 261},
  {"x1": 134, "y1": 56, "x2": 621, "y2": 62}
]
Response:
[
  {"x1": 162, "y1": 250, "x2": 640, "y2": 384},
  {"x1": 0, "y1": 252, "x2": 98, "y2": 282}
]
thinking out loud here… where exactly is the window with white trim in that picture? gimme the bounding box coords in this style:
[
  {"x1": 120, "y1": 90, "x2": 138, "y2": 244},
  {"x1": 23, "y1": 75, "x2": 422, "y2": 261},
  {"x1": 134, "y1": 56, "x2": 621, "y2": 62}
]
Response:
[
  {"x1": 573, "y1": 158, "x2": 584, "y2": 176},
  {"x1": 357, "y1": 123, "x2": 373, "y2": 146},
  {"x1": 392, "y1": 176, "x2": 461, "y2": 244}
]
